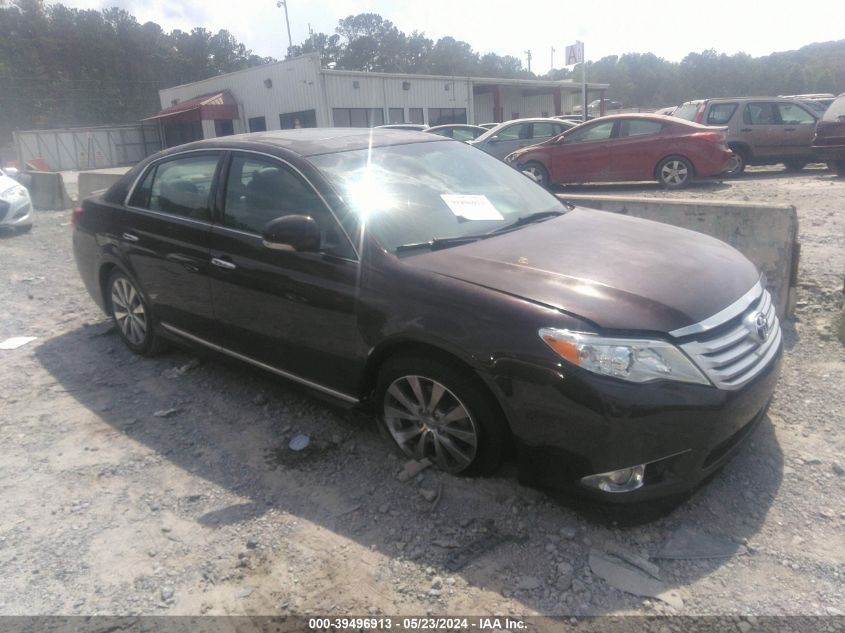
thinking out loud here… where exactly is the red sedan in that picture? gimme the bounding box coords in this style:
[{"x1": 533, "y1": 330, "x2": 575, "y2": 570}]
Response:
[{"x1": 504, "y1": 114, "x2": 733, "y2": 189}]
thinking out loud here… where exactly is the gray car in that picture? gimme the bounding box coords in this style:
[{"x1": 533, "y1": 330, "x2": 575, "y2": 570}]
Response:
[{"x1": 469, "y1": 118, "x2": 577, "y2": 160}]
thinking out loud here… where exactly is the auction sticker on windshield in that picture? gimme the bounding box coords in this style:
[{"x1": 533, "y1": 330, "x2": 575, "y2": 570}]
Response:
[{"x1": 440, "y1": 194, "x2": 504, "y2": 221}]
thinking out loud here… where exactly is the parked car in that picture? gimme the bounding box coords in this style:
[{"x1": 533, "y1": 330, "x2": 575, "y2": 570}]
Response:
[
  {"x1": 811, "y1": 92, "x2": 845, "y2": 176},
  {"x1": 469, "y1": 118, "x2": 577, "y2": 160},
  {"x1": 654, "y1": 106, "x2": 677, "y2": 116},
  {"x1": 673, "y1": 97, "x2": 819, "y2": 174},
  {"x1": 588, "y1": 99, "x2": 623, "y2": 113},
  {"x1": 426, "y1": 124, "x2": 487, "y2": 141},
  {"x1": 477, "y1": 122, "x2": 498, "y2": 130},
  {"x1": 504, "y1": 113, "x2": 732, "y2": 189},
  {"x1": 73, "y1": 128, "x2": 782, "y2": 502},
  {"x1": 0, "y1": 168, "x2": 33, "y2": 232}
]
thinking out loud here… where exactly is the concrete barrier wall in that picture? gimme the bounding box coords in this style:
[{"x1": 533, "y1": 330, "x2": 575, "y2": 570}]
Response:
[
  {"x1": 14, "y1": 171, "x2": 74, "y2": 211},
  {"x1": 77, "y1": 168, "x2": 130, "y2": 202},
  {"x1": 558, "y1": 194, "x2": 799, "y2": 319}
]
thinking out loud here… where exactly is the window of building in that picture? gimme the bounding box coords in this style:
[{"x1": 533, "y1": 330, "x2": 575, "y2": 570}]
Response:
[
  {"x1": 215, "y1": 120, "x2": 234, "y2": 137},
  {"x1": 427, "y1": 108, "x2": 467, "y2": 126},
  {"x1": 408, "y1": 108, "x2": 424, "y2": 124},
  {"x1": 280, "y1": 109, "x2": 317, "y2": 129},
  {"x1": 248, "y1": 116, "x2": 267, "y2": 132},
  {"x1": 162, "y1": 120, "x2": 202, "y2": 148},
  {"x1": 132, "y1": 153, "x2": 220, "y2": 221},
  {"x1": 332, "y1": 108, "x2": 386, "y2": 128},
  {"x1": 388, "y1": 108, "x2": 405, "y2": 124}
]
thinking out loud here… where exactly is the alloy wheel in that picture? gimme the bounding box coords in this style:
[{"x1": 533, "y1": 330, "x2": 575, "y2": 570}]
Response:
[
  {"x1": 660, "y1": 159, "x2": 689, "y2": 186},
  {"x1": 383, "y1": 375, "x2": 479, "y2": 473},
  {"x1": 111, "y1": 277, "x2": 147, "y2": 346}
]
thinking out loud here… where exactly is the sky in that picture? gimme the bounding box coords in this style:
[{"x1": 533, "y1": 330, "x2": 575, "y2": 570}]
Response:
[{"x1": 56, "y1": 0, "x2": 844, "y2": 76}]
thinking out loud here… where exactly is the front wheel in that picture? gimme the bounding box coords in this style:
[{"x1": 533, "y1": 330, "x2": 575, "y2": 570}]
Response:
[
  {"x1": 656, "y1": 156, "x2": 693, "y2": 189},
  {"x1": 521, "y1": 161, "x2": 550, "y2": 188},
  {"x1": 107, "y1": 270, "x2": 163, "y2": 355},
  {"x1": 376, "y1": 355, "x2": 509, "y2": 476}
]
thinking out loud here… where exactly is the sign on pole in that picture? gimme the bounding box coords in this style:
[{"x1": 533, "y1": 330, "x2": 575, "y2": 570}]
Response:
[
  {"x1": 564, "y1": 41, "x2": 584, "y2": 66},
  {"x1": 565, "y1": 41, "x2": 587, "y2": 121}
]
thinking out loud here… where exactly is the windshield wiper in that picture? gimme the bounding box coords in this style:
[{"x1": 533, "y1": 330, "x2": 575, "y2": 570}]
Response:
[
  {"x1": 487, "y1": 209, "x2": 566, "y2": 234},
  {"x1": 395, "y1": 234, "x2": 489, "y2": 253}
]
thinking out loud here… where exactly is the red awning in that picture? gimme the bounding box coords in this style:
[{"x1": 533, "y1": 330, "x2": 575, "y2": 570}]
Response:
[{"x1": 143, "y1": 91, "x2": 239, "y2": 122}]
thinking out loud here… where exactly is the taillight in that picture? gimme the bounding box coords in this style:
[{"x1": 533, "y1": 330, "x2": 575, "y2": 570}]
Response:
[
  {"x1": 693, "y1": 104, "x2": 705, "y2": 124},
  {"x1": 690, "y1": 132, "x2": 725, "y2": 144},
  {"x1": 71, "y1": 206, "x2": 84, "y2": 227}
]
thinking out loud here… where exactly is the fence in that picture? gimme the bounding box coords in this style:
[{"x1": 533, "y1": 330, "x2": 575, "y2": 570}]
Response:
[{"x1": 13, "y1": 124, "x2": 160, "y2": 171}]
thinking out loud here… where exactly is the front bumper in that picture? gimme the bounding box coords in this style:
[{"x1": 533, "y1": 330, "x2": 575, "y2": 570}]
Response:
[{"x1": 488, "y1": 339, "x2": 782, "y2": 503}]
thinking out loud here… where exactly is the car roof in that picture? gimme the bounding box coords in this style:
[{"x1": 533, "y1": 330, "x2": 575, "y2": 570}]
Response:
[
  {"x1": 427, "y1": 124, "x2": 486, "y2": 130},
  {"x1": 166, "y1": 128, "x2": 443, "y2": 157}
]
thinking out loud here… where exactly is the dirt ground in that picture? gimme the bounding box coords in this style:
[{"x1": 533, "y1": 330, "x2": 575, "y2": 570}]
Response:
[{"x1": 0, "y1": 165, "x2": 843, "y2": 625}]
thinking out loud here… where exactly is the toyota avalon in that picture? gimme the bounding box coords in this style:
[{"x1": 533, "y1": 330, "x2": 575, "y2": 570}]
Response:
[{"x1": 72, "y1": 129, "x2": 781, "y2": 502}]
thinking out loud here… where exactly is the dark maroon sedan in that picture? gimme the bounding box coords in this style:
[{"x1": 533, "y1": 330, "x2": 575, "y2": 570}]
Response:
[
  {"x1": 73, "y1": 129, "x2": 781, "y2": 504},
  {"x1": 504, "y1": 113, "x2": 732, "y2": 189}
]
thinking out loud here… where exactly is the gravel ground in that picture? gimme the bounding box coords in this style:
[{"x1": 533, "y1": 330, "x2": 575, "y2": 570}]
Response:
[{"x1": 0, "y1": 165, "x2": 843, "y2": 623}]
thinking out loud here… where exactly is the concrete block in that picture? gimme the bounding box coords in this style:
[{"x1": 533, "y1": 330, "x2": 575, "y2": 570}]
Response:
[
  {"x1": 14, "y1": 171, "x2": 74, "y2": 211},
  {"x1": 558, "y1": 194, "x2": 799, "y2": 319},
  {"x1": 77, "y1": 167, "x2": 131, "y2": 202}
]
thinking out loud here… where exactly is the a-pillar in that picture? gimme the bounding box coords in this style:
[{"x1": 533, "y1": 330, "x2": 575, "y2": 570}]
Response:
[{"x1": 600, "y1": 90, "x2": 606, "y2": 117}]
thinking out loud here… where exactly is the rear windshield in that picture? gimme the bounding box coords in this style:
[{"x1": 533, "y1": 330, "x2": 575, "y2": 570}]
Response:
[
  {"x1": 673, "y1": 103, "x2": 701, "y2": 121},
  {"x1": 823, "y1": 96, "x2": 845, "y2": 122}
]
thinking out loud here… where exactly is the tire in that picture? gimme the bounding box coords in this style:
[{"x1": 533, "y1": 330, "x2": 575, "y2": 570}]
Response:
[
  {"x1": 725, "y1": 146, "x2": 747, "y2": 176},
  {"x1": 521, "y1": 161, "x2": 550, "y2": 188},
  {"x1": 784, "y1": 160, "x2": 807, "y2": 172},
  {"x1": 656, "y1": 156, "x2": 693, "y2": 189},
  {"x1": 376, "y1": 354, "x2": 509, "y2": 476},
  {"x1": 828, "y1": 160, "x2": 845, "y2": 176},
  {"x1": 106, "y1": 269, "x2": 163, "y2": 356}
]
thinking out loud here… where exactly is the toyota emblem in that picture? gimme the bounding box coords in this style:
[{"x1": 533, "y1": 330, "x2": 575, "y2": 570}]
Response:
[{"x1": 744, "y1": 311, "x2": 769, "y2": 344}]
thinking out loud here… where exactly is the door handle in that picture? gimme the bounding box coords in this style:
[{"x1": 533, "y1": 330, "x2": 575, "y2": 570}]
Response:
[
  {"x1": 211, "y1": 257, "x2": 236, "y2": 270},
  {"x1": 122, "y1": 232, "x2": 139, "y2": 242},
  {"x1": 784, "y1": 127, "x2": 796, "y2": 132},
  {"x1": 740, "y1": 128, "x2": 752, "y2": 132}
]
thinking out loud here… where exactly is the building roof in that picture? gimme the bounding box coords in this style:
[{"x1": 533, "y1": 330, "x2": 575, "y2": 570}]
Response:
[{"x1": 143, "y1": 90, "x2": 239, "y2": 121}]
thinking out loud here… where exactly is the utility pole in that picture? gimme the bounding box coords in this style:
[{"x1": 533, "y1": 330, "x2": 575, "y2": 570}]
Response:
[
  {"x1": 525, "y1": 49, "x2": 532, "y2": 73},
  {"x1": 276, "y1": 0, "x2": 292, "y2": 57},
  {"x1": 550, "y1": 46, "x2": 555, "y2": 70}
]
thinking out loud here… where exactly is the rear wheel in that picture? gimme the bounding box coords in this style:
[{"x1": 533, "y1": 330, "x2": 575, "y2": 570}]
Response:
[
  {"x1": 726, "y1": 146, "x2": 748, "y2": 176},
  {"x1": 656, "y1": 156, "x2": 693, "y2": 189},
  {"x1": 376, "y1": 355, "x2": 509, "y2": 476},
  {"x1": 828, "y1": 160, "x2": 845, "y2": 176},
  {"x1": 784, "y1": 160, "x2": 807, "y2": 172},
  {"x1": 521, "y1": 161, "x2": 550, "y2": 188},
  {"x1": 107, "y1": 270, "x2": 163, "y2": 355}
]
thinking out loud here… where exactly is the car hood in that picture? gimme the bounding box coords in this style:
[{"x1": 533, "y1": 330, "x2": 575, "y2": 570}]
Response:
[
  {"x1": 0, "y1": 174, "x2": 19, "y2": 195},
  {"x1": 404, "y1": 208, "x2": 760, "y2": 334}
]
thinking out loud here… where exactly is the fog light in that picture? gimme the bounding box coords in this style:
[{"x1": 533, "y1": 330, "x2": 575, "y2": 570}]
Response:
[{"x1": 581, "y1": 464, "x2": 646, "y2": 493}]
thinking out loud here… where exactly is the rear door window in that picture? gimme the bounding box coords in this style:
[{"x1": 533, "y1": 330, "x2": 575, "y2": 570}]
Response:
[
  {"x1": 706, "y1": 103, "x2": 737, "y2": 125},
  {"x1": 129, "y1": 154, "x2": 220, "y2": 221},
  {"x1": 618, "y1": 120, "x2": 663, "y2": 137},
  {"x1": 743, "y1": 103, "x2": 779, "y2": 125},
  {"x1": 497, "y1": 123, "x2": 530, "y2": 141}
]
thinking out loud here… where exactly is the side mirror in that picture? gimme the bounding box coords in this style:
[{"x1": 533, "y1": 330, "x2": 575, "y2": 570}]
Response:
[
  {"x1": 262, "y1": 214, "x2": 320, "y2": 252},
  {"x1": 488, "y1": 135, "x2": 500, "y2": 143}
]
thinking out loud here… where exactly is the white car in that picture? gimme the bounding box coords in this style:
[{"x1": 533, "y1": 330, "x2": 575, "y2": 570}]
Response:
[{"x1": 0, "y1": 168, "x2": 33, "y2": 232}]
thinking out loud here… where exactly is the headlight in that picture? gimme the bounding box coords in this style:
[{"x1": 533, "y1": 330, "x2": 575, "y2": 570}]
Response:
[
  {"x1": 504, "y1": 153, "x2": 517, "y2": 163},
  {"x1": 0, "y1": 185, "x2": 26, "y2": 200},
  {"x1": 538, "y1": 328, "x2": 710, "y2": 385}
]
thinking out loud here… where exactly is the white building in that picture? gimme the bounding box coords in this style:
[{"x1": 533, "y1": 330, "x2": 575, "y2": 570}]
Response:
[{"x1": 146, "y1": 53, "x2": 609, "y2": 147}]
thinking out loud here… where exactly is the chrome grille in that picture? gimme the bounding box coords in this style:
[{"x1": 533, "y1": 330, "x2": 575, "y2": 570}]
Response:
[{"x1": 679, "y1": 288, "x2": 781, "y2": 390}]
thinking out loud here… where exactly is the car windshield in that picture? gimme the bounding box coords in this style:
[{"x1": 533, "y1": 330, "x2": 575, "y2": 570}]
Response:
[
  {"x1": 673, "y1": 102, "x2": 701, "y2": 121},
  {"x1": 309, "y1": 139, "x2": 564, "y2": 252}
]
